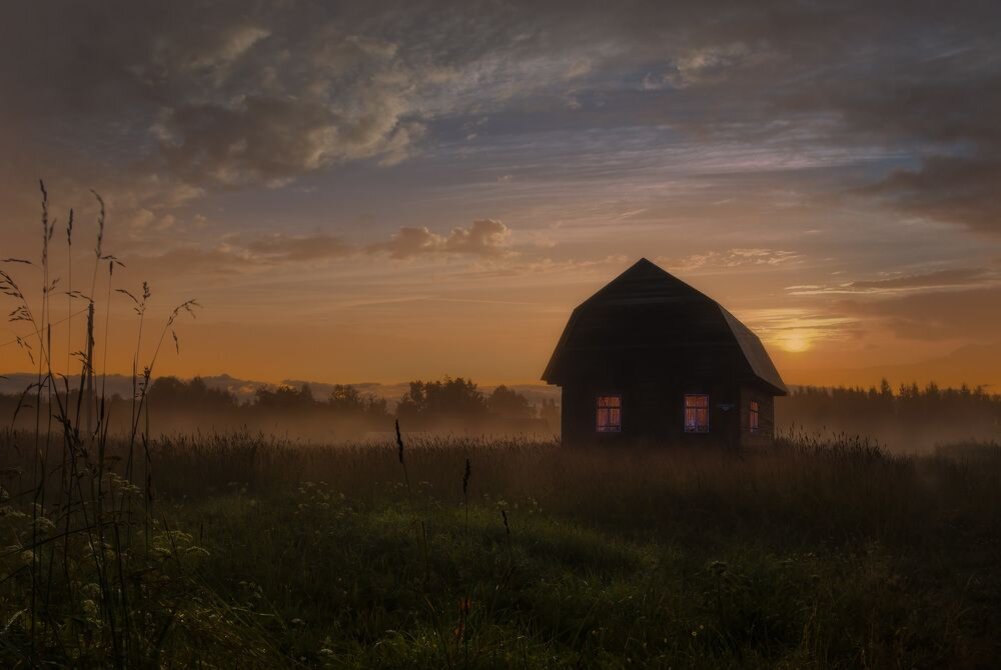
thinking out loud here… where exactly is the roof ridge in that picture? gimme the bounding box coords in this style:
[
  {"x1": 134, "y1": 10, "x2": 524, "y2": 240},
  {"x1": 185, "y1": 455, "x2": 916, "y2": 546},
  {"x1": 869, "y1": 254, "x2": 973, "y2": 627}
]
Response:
[{"x1": 579, "y1": 257, "x2": 712, "y2": 307}]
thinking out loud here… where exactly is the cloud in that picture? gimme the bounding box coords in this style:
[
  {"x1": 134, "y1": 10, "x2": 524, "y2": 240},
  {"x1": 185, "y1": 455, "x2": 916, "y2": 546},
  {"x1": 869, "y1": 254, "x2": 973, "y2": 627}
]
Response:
[
  {"x1": 126, "y1": 233, "x2": 353, "y2": 276},
  {"x1": 369, "y1": 219, "x2": 512, "y2": 259},
  {"x1": 1, "y1": 1, "x2": 639, "y2": 198},
  {"x1": 443, "y1": 219, "x2": 511, "y2": 254},
  {"x1": 846, "y1": 268, "x2": 991, "y2": 291},
  {"x1": 126, "y1": 220, "x2": 514, "y2": 271},
  {"x1": 836, "y1": 287, "x2": 1001, "y2": 342},
  {"x1": 238, "y1": 233, "x2": 353, "y2": 262},
  {"x1": 3, "y1": 0, "x2": 1001, "y2": 238},
  {"x1": 0, "y1": 3, "x2": 435, "y2": 195},
  {"x1": 127, "y1": 246, "x2": 255, "y2": 276},
  {"x1": 787, "y1": 268, "x2": 997, "y2": 295},
  {"x1": 668, "y1": 248, "x2": 802, "y2": 272},
  {"x1": 154, "y1": 96, "x2": 425, "y2": 187},
  {"x1": 862, "y1": 156, "x2": 1001, "y2": 235},
  {"x1": 779, "y1": 50, "x2": 1001, "y2": 233},
  {"x1": 641, "y1": 42, "x2": 771, "y2": 90},
  {"x1": 737, "y1": 307, "x2": 862, "y2": 351},
  {"x1": 369, "y1": 227, "x2": 442, "y2": 258}
]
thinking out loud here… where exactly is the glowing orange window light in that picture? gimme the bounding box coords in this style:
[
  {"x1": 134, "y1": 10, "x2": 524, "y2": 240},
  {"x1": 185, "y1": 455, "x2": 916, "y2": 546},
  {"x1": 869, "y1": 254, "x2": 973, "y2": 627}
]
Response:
[
  {"x1": 684, "y1": 394, "x2": 709, "y2": 433},
  {"x1": 596, "y1": 395, "x2": 622, "y2": 433}
]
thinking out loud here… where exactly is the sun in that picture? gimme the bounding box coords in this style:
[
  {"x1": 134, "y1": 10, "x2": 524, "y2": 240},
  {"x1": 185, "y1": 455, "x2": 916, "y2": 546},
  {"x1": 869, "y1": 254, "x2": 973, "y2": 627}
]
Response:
[{"x1": 780, "y1": 331, "x2": 813, "y2": 353}]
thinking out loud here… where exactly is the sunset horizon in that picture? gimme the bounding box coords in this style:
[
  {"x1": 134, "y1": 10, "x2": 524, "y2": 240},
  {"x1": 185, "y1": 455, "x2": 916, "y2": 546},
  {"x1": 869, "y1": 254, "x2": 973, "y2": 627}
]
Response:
[{"x1": 2, "y1": 250, "x2": 999, "y2": 392}]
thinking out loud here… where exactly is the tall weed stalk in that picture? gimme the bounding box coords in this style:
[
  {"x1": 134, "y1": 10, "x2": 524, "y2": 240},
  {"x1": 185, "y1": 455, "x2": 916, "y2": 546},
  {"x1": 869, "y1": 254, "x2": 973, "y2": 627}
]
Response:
[{"x1": 0, "y1": 183, "x2": 217, "y2": 667}]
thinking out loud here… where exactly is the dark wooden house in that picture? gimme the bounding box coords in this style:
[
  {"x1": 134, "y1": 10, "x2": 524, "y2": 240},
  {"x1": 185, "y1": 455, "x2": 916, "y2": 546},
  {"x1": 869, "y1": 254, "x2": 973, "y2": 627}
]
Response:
[{"x1": 542, "y1": 258, "x2": 787, "y2": 448}]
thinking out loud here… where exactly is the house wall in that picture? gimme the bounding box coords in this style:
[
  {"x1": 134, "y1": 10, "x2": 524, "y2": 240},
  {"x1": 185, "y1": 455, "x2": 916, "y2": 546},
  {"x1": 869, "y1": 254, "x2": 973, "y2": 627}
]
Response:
[
  {"x1": 738, "y1": 385, "x2": 777, "y2": 448},
  {"x1": 561, "y1": 377, "x2": 748, "y2": 448}
]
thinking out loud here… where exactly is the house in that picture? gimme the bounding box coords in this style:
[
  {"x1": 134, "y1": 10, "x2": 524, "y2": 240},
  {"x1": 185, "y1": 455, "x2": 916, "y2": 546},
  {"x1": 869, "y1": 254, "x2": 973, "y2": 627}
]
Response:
[{"x1": 542, "y1": 258, "x2": 787, "y2": 448}]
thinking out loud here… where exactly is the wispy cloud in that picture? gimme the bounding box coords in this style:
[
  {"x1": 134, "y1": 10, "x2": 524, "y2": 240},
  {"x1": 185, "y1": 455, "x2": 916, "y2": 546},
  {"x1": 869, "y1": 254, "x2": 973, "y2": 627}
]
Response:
[
  {"x1": 787, "y1": 268, "x2": 998, "y2": 295},
  {"x1": 237, "y1": 233, "x2": 353, "y2": 262},
  {"x1": 835, "y1": 286, "x2": 1001, "y2": 342},
  {"x1": 665, "y1": 248, "x2": 803, "y2": 273},
  {"x1": 736, "y1": 307, "x2": 861, "y2": 353},
  {"x1": 130, "y1": 219, "x2": 517, "y2": 270},
  {"x1": 367, "y1": 219, "x2": 512, "y2": 259}
]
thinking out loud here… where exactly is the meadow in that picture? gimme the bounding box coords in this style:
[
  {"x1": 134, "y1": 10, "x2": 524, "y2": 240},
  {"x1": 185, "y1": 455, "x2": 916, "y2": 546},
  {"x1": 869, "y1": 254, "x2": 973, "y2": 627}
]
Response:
[{"x1": 1, "y1": 430, "x2": 999, "y2": 668}]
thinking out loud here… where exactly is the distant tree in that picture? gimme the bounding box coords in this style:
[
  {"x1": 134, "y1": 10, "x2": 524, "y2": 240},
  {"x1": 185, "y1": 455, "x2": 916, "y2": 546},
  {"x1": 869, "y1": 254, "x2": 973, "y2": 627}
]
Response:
[
  {"x1": 486, "y1": 385, "x2": 533, "y2": 420},
  {"x1": 925, "y1": 381, "x2": 941, "y2": 401},
  {"x1": 396, "y1": 376, "x2": 487, "y2": 427},
  {"x1": 148, "y1": 375, "x2": 237, "y2": 408},
  {"x1": 327, "y1": 384, "x2": 391, "y2": 424},
  {"x1": 254, "y1": 384, "x2": 315, "y2": 410},
  {"x1": 149, "y1": 376, "x2": 186, "y2": 404},
  {"x1": 362, "y1": 395, "x2": 391, "y2": 423},
  {"x1": 538, "y1": 397, "x2": 560, "y2": 431},
  {"x1": 328, "y1": 384, "x2": 366, "y2": 412}
]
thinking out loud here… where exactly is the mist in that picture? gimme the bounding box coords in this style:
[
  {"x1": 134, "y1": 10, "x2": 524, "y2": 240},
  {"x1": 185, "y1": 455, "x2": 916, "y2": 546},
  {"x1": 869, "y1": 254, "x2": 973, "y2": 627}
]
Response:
[{"x1": 3, "y1": 373, "x2": 997, "y2": 451}]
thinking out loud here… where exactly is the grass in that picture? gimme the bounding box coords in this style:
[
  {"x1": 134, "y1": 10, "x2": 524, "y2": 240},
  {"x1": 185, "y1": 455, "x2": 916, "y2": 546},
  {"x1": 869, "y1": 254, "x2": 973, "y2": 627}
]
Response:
[{"x1": 1, "y1": 432, "x2": 999, "y2": 668}]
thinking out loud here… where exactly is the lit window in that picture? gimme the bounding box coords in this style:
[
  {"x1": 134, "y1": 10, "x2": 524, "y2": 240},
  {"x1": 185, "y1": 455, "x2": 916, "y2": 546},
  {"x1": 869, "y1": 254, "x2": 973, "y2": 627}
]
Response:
[
  {"x1": 684, "y1": 394, "x2": 709, "y2": 433},
  {"x1": 596, "y1": 395, "x2": 622, "y2": 433},
  {"x1": 749, "y1": 400, "x2": 760, "y2": 433}
]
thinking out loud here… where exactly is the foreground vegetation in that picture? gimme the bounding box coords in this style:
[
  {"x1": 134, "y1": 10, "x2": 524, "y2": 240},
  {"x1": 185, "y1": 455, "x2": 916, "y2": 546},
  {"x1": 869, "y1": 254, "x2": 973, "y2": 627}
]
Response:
[{"x1": 1, "y1": 432, "x2": 999, "y2": 668}]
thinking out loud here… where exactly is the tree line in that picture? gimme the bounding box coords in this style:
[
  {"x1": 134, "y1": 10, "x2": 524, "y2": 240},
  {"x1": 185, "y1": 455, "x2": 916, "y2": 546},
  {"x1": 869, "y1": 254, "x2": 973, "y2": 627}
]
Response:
[
  {"x1": 776, "y1": 380, "x2": 1001, "y2": 449},
  {"x1": 0, "y1": 375, "x2": 558, "y2": 439}
]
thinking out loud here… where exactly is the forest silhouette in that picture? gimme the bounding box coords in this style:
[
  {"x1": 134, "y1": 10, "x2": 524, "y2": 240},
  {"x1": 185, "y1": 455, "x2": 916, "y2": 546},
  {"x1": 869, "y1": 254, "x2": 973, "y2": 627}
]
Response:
[{"x1": 0, "y1": 375, "x2": 557, "y2": 440}]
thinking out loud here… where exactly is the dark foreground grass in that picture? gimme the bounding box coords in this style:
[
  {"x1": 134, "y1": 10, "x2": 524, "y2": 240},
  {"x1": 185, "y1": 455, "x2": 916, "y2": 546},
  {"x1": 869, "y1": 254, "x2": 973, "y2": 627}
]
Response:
[{"x1": 2, "y1": 433, "x2": 1001, "y2": 667}]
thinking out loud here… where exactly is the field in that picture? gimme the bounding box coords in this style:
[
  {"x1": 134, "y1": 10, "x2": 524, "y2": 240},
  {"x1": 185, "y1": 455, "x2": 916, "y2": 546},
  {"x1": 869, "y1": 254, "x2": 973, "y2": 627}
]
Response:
[{"x1": 1, "y1": 431, "x2": 1000, "y2": 668}]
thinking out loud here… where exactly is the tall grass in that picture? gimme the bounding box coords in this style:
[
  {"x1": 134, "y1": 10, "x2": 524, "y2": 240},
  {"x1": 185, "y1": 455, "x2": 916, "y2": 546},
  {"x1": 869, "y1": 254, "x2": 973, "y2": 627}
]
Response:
[
  {"x1": 0, "y1": 184, "x2": 232, "y2": 667},
  {"x1": 1, "y1": 430, "x2": 998, "y2": 667}
]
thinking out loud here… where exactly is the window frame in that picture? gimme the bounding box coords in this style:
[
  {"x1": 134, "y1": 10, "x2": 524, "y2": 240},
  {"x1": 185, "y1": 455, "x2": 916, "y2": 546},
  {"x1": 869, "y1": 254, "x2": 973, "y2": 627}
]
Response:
[
  {"x1": 683, "y1": 393, "x2": 710, "y2": 434},
  {"x1": 595, "y1": 393, "x2": 623, "y2": 433},
  {"x1": 749, "y1": 400, "x2": 760, "y2": 433}
]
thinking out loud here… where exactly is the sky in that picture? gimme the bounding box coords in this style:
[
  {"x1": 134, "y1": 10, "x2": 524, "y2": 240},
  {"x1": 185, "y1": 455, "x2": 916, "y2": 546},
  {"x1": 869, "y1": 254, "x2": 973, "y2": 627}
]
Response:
[{"x1": 1, "y1": 0, "x2": 1000, "y2": 389}]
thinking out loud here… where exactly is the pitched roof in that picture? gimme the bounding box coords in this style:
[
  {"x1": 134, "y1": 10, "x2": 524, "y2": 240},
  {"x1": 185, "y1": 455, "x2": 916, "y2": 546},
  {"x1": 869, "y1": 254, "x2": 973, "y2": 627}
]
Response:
[{"x1": 542, "y1": 258, "x2": 787, "y2": 395}]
